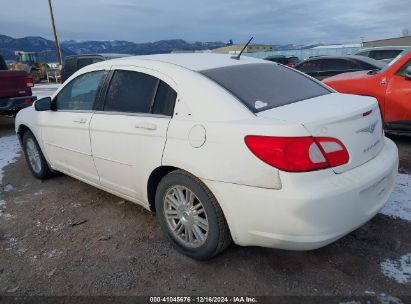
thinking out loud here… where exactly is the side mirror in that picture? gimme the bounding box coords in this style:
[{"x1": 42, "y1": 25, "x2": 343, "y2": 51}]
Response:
[
  {"x1": 34, "y1": 97, "x2": 52, "y2": 111},
  {"x1": 405, "y1": 66, "x2": 411, "y2": 81}
]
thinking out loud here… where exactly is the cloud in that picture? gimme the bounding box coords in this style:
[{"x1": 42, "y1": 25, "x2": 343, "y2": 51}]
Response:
[{"x1": 0, "y1": 0, "x2": 409, "y2": 44}]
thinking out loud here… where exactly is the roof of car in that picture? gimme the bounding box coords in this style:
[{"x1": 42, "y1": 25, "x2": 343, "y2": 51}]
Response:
[
  {"x1": 297, "y1": 55, "x2": 387, "y2": 68},
  {"x1": 108, "y1": 53, "x2": 265, "y2": 71},
  {"x1": 64, "y1": 53, "x2": 133, "y2": 60},
  {"x1": 265, "y1": 55, "x2": 298, "y2": 59},
  {"x1": 358, "y1": 46, "x2": 411, "y2": 52}
]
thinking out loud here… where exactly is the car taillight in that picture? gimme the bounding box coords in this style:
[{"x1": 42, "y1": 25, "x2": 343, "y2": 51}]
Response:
[
  {"x1": 24, "y1": 76, "x2": 34, "y2": 88},
  {"x1": 245, "y1": 136, "x2": 349, "y2": 172},
  {"x1": 314, "y1": 137, "x2": 349, "y2": 168}
]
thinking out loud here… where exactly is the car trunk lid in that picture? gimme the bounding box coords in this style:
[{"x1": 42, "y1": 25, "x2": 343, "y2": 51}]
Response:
[{"x1": 257, "y1": 93, "x2": 384, "y2": 173}]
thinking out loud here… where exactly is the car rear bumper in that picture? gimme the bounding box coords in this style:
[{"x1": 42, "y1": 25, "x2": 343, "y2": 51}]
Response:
[
  {"x1": 204, "y1": 137, "x2": 398, "y2": 250},
  {"x1": 0, "y1": 95, "x2": 37, "y2": 114}
]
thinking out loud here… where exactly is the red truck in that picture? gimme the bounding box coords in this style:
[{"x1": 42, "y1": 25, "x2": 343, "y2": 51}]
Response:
[
  {"x1": 323, "y1": 48, "x2": 411, "y2": 134},
  {"x1": 0, "y1": 54, "x2": 37, "y2": 116}
]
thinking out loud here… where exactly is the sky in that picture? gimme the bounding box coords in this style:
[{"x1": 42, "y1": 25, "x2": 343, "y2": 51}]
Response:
[{"x1": 0, "y1": 0, "x2": 410, "y2": 45}]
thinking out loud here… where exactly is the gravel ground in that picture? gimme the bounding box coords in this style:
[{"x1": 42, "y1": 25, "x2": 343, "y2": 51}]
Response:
[{"x1": 0, "y1": 84, "x2": 410, "y2": 302}]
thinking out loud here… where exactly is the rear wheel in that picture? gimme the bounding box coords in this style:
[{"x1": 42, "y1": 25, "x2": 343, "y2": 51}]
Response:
[
  {"x1": 155, "y1": 170, "x2": 232, "y2": 260},
  {"x1": 22, "y1": 131, "x2": 53, "y2": 179}
]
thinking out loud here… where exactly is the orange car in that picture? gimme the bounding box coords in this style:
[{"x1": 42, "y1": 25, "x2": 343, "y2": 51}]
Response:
[{"x1": 323, "y1": 48, "x2": 411, "y2": 134}]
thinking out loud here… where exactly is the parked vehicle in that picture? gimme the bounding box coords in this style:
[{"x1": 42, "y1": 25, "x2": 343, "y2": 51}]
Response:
[
  {"x1": 61, "y1": 53, "x2": 132, "y2": 82},
  {"x1": 264, "y1": 55, "x2": 300, "y2": 67},
  {"x1": 10, "y1": 51, "x2": 48, "y2": 83},
  {"x1": 0, "y1": 54, "x2": 36, "y2": 116},
  {"x1": 324, "y1": 48, "x2": 411, "y2": 134},
  {"x1": 355, "y1": 46, "x2": 407, "y2": 63},
  {"x1": 293, "y1": 55, "x2": 386, "y2": 80},
  {"x1": 15, "y1": 54, "x2": 398, "y2": 260}
]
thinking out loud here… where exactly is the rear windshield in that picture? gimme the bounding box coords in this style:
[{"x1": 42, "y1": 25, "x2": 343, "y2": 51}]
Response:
[
  {"x1": 200, "y1": 63, "x2": 331, "y2": 113},
  {"x1": 63, "y1": 57, "x2": 76, "y2": 72}
]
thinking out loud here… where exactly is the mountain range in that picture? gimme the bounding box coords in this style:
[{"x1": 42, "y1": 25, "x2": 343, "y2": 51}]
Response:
[
  {"x1": 0, "y1": 34, "x2": 227, "y2": 62},
  {"x1": 0, "y1": 34, "x2": 329, "y2": 63}
]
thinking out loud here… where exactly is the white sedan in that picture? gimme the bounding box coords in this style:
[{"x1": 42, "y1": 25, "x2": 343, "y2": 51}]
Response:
[{"x1": 15, "y1": 53, "x2": 398, "y2": 260}]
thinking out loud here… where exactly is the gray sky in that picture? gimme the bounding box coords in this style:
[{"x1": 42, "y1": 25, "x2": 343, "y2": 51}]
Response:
[{"x1": 0, "y1": 0, "x2": 410, "y2": 44}]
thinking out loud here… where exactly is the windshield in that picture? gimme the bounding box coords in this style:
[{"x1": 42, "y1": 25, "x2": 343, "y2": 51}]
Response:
[
  {"x1": 19, "y1": 53, "x2": 38, "y2": 65},
  {"x1": 200, "y1": 63, "x2": 331, "y2": 113},
  {"x1": 369, "y1": 50, "x2": 409, "y2": 75}
]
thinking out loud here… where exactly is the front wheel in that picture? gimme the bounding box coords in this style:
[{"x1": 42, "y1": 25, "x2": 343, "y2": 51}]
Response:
[
  {"x1": 22, "y1": 131, "x2": 53, "y2": 179},
  {"x1": 155, "y1": 170, "x2": 232, "y2": 260}
]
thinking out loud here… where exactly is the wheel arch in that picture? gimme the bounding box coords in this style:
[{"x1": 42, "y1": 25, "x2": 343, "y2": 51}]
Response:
[
  {"x1": 16, "y1": 124, "x2": 31, "y2": 144},
  {"x1": 16, "y1": 123, "x2": 52, "y2": 168},
  {"x1": 146, "y1": 166, "x2": 214, "y2": 212},
  {"x1": 147, "y1": 166, "x2": 179, "y2": 211}
]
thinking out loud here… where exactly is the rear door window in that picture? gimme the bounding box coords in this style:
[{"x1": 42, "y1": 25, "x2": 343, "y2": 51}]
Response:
[
  {"x1": 104, "y1": 70, "x2": 177, "y2": 115},
  {"x1": 321, "y1": 59, "x2": 353, "y2": 71},
  {"x1": 104, "y1": 70, "x2": 158, "y2": 113},
  {"x1": 296, "y1": 60, "x2": 321, "y2": 73},
  {"x1": 200, "y1": 63, "x2": 331, "y2": 113},
  {"x1": 152, "y1": 81, "x2": 177, "y2": 116}
]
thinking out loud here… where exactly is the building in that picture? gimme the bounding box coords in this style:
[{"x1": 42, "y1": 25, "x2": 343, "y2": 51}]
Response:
[
  {"x1": 363, "y1": 36, "x2": 411, "y2": 47},
  {"x1": 212, "y1": 44, "x2": 275, "y2": 54},
  {"x1": 310, "y1": 44, "x2": 361, "y2": 49}
]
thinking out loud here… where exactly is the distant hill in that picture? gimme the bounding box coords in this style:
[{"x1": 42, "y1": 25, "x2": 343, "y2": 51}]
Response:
[
  {"x1": 0, "y1": 34, "x2": 227, "y2": 62},
  {"x1": 61, "y1": 39, "x2": 227, "y2": 55},
  {"x1": 0, "y1": 35, "x2": 75, "y2": 62}
]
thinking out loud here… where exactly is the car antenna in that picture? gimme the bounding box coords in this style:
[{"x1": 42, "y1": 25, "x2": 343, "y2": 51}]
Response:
[{"x1": 231, "y1": 36, "x2": 254, "y2": 60}]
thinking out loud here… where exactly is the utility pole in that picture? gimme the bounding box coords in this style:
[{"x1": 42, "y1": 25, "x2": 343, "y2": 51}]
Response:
[{"x1": 47, "y1": 0, "x2": 62, "y2": 65}]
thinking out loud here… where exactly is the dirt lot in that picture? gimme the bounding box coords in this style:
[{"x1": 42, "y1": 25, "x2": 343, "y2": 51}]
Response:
[{"x1": 0, "y1": 86, "x2": 411, "y2": 302}]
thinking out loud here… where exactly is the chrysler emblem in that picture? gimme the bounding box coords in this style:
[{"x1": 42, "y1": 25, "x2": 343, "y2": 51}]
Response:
[{"x1": 356, "y1": 120, "x2": 378, "y2": 134}]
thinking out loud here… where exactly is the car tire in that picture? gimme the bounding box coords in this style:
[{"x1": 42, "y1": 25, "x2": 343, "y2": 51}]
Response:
[
  {"x1": 22, "y1": 131, "x2": 54, "y2": 180},
  {"x1": 155, "y1": 170, "x2": 232, "y2": 260}
]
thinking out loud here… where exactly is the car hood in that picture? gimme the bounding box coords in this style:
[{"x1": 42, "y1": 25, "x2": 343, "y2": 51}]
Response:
[{"x1": 323, "y1": 70, "x2": 376, "y2": 83}]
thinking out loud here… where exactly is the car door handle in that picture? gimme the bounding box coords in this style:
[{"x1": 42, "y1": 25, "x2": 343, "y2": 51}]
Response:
[
  {"x1": 134, "y1": 122, "x2": 157, "y2": 130},
  {"x1": 72, "y1": 118, "x2": 87, "y2": 124}
]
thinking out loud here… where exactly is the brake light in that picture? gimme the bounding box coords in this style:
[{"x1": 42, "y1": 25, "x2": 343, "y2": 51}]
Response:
[
  {"x1": 314, "y1": 137, "x2": 349, "y2": 167},
  {"x1": 245, "y1": 136, "x2": 349, "y2": 172},
  {"x1": 24, "y1": 76, "x2": 34, "y2": 88},
  {"x1": 23, "y1": 98, "x2": 32, "y2": 103}
]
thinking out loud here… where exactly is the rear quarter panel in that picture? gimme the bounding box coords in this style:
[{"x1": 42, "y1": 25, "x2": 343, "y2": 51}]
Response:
[{"x1": 163, "y1": 118, "x2": 310, "y2": 190}]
